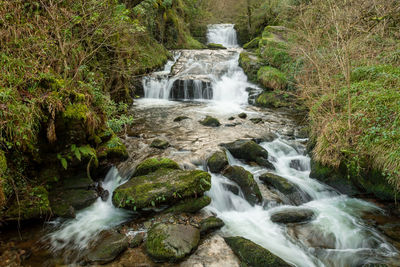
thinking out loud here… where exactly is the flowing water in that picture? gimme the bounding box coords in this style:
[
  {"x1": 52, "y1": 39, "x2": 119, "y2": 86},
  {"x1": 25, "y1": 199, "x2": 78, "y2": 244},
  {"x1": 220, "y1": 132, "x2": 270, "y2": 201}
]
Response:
[{"x1": 44, "y1": 24, "x2": 399, "y2": 266}]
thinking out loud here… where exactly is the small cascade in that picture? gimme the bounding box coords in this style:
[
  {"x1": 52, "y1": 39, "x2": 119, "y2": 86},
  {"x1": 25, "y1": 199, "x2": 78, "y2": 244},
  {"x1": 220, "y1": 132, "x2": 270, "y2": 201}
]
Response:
[{"x1": 207, "y1": 24, "x2": 239, "y2": 48}]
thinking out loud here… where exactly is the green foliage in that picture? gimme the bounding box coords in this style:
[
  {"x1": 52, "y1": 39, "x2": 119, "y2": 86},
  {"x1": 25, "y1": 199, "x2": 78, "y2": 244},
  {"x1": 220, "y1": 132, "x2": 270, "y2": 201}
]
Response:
[{"x1": 257, "y1": 66, "x2": 288, "y2": 90}]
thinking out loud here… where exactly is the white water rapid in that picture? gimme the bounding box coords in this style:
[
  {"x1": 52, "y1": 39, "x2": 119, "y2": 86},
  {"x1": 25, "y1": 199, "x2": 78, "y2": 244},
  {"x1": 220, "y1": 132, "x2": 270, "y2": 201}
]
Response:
[{"x1": 207, "y1": 24, "x2": 239, "y2": 48}]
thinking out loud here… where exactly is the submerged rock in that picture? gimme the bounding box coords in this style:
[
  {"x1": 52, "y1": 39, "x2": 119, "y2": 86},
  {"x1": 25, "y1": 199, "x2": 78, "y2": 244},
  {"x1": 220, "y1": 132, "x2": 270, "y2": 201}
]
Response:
[
  {"x1": 221, "y1": 139, "x2": 275, "y2": 170},
  {"x1": 287, "y1": 224, "x2": 336, "y2": 249},
  {"x1": 222, "y1": 166, "x2": 262, "y2": 205},
  {"x1": 112, "y1": 158, "x2": 211, "y2": 211},
  {"x1": 129, "y1": 232, "x2": 145, "y2": 248},
  {"x1": 174, "y1": 116, "x2": 190, "y2": 122},
  {"x1": 146, "y1": 223, "x2": 200, "y2": 262},
  {"x1": 289, "y1": 159, "x2": 307, "y2": 171},
  {"x1": 150, "y1": 139, "x2": 170, "y2": 149},
  {"x1": 200, "y1": 216, "x2": 225, "y2": 235},
  {"x1": 85, "y1": 231, "x2": 128, "y2": 264},
  {"x1": 224, "y1": 236, "x2": 292, "y2": 267},
  {"x1": 207, "y1": 151, "x2": 229, "y2": 173},
  {"x1": 250, "y1": 118, "x2": 263, "y2": 124},
  {"x1": 270, "y1": 208, "x2": 315, "y2": 224},
  {"x1": 238, "y1": 113, "x2": 247, "y2": 119},
  {"x1": 259, "y1": 172, "x2": 311, "y2": 205},
  {"x1": 199, "y1": 116, "x2": 221, "y2": 127}
]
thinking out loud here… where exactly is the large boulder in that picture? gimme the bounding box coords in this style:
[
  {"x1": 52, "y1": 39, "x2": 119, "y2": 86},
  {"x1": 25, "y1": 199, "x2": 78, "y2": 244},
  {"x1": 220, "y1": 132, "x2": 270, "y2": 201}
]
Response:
[
  {"x1": 112, "y1": 158, "x2": 211, "y2": 211},
  {"x1": 146, "y1": 223, "x2": 200, "y2": 262},
  {"x1": 207, "y1": 151, "x2": 229, "y2": 173},
  {"x1": 85, "y1": 231, "x2": 128, "y2": 264},
  {"x1": 224, "y1": 236, "x2": 292, "y2": 267},
  {"x1": 221, "y1": 140, "x2": 275, "y2": 170},
  {"x1": 222, "y1": 166, "x2": 262, "y2": 205},
  {"x1": 270, "y1": 208, "x2": 315, "y2": 224},
  {"x1": 259, "y1": 172, "x2": 311, "y2": 205}
]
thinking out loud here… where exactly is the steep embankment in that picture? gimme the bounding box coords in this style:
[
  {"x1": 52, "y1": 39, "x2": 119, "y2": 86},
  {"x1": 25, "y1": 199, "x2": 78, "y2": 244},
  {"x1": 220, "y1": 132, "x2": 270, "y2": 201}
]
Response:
[
  {"x1": 233, "y1": 0, "x2": 400, "y2": 200},
  {"x1": 0, "y1": 0, "x2": 205, "y2": 222}
]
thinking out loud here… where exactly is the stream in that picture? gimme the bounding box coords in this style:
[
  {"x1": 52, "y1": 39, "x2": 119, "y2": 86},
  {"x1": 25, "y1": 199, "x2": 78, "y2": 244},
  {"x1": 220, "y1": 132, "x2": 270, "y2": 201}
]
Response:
[{"x1": 23, "y1": 24, "x2": 400, "y2": 266}]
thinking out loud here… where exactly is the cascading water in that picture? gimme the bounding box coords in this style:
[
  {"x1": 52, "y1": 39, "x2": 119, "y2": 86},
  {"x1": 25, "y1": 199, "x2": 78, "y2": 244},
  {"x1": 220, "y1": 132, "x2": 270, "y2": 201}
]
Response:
[
  {"x1": 207, "y1": 24, "x2": 239, "y2": 48},
  {"x1": 206, "y1": 138, "x2": 398, "y2": 266}
]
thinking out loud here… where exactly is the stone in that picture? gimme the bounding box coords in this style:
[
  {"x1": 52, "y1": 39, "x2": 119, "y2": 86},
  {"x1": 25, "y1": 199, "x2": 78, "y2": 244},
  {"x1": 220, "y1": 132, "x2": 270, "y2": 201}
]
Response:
[
  {"x1": 129, "y1": 232, "x2": 145, "y2": 248},
  {"x1": 222, "y1": 166, "x2": 262, "y2": 205},
  {"x1": 85, "y1": 231, "x2": 128, "y2": 264},
  {"x1": 221, "y1": 139, "x2": 275, "y2": 170},
  {"x1": 253, "y1": 132, "x2": 278, "y2": 143},
  {"x1": 228, "y1": 117, "x2": 235, "y2": 120},
  {"x1": 207, "y1": 151, "x2": 229, "y2": 173},
  {"x1": 199, "y1": 116, "x2": 221, "y2": 127},
  {"x1": 207, "y1": 43, "x2": 227, "y2": 50},
  {"x1": 200, "y1": 217, "x2": 225, "y2": 235},
  {"x1": 378, "y1": 223, "x2": 400, "y2": 241},
  {"x1": 250, "y1": 118, "x2": 263, "y2": 124},
  {"x1": 270, "y1": 208, "x2": 315, "y2": 224},
  {"x1": 287, "y1": 225, "x2": 336, "y2": 249},
  {"x1": 224, "y1": 236, "x2": 292, "y2": 267},
  {"x1": 150, "y1": 139, "x2": 170, "y2": 149},
  {"x1": 223, "y1": 183, "x2": 240, "y2": 195},
  {"x1": 289, "y1": 159, "x2": 307, "y2": 171},
  {"x1": 174, "y1": 116, "x2": 190, "y2": 122},
  {"x1": 146, "y1": 223, "x2": 200, "y2": 262},
  {"x1": 181, "y1": 234, "x2": 240, "y2": 267},
  {"x1": 166, "y1": 196, "x2": 211, "y2": 213},
  {"x1": 133, "y1": 157, "x2": 180, "y2": 177},
  {"x1": 238, "y1": 113, "x2": 247, "y2": 119}
]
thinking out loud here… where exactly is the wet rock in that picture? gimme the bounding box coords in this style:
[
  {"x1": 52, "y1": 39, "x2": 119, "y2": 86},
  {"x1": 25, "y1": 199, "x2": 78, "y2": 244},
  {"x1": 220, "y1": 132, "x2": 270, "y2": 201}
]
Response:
[
  {"x1": 99, "y1": 189, "x2": 109, "y2": 201},
  {"x1": 378, "y1": 223, "x2": 400, "y2": 241},
  {"x1": 174, "y1": 116, "x2": 190, "y2": 122},
  {"x1": 207, "y1": 151, "x2": 229, "y2": 173},
  {"x1": 166, "y1": 196, "x2": 211, "y2": 213},
  {"x1": 225, "y1": 123, "x2": 238, "y2": 127},
  {"x1": 259, "y1": 172, "x2": 310, "y2": 205},
  {"x1": 181, "y1": 234, "x2": 240, "y2": 267},
  {"x1": 287, "y1": 225, "x2": 336, "y2": 249},
  {"x1": 96, "y1": 134, "x2": 128, "y2": 162},
  {"x1": 170, "y1": 79, "x2": 213, "y2": 100},
  {"x1": 199, "y1": 116, "x2": 221, "y2": 127},
  {"x1": 85, "y1": 231, "x2": 128, "y2": 264},
  {"x1": 221, "y1": 139, "x2": 275, "y2": 170},
  {"x1": 150, "y1": 139, "x2": 170, "y2": 149},
  {"x1": 224, "y1": 236, "x2": 292, "y2": 267},
  {"x1": 112, "y1": 158, "x2": 211, "y2": 211},
  {"x1": 228, "y1": 116, "x2": 235, "y2": 120},
  {"x1": 146, "y1": 223, "x2": 200, "y2": 262},
  {"x1": 200, "y1": 217, "x2": 225, "y2": 235},
  {"x1": 207, "y1": 43, "x2": 227, "y2": 50},
  {"x1": 289, "y1": 159, "x2": 307, "y2": 171},
  {"x1": 238, "y1": 113, "x2": 247, "y2": 119},
  {"x1": 250, "y1": 118, "x2": 263, "y2": 124},
  {"x1": 270, "y1": 208, "x2": 315, "y2": 224},
  {"x1": 222, "y1": 166, "x2": 262, "y2": 205},
  {"x1": 129, "y1": 232, "x2": 145, "y2": 248},
  {"x1": 223, "y1": 183, "x2": 240, "y2": 195}
]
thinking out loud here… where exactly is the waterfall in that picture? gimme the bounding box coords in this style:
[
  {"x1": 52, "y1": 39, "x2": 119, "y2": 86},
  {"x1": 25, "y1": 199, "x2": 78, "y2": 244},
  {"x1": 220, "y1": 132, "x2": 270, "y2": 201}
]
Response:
[{"x1": 207, "y1": 24, "x2": 239, "y2": 48}]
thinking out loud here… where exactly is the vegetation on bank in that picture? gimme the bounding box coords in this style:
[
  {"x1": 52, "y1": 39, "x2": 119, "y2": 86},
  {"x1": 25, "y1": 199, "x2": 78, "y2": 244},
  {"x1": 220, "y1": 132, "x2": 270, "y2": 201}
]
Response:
[
  {"x1": 238, "y1": 0, "x2": 400, "y2": 198},
  {"x1": 0, "y1": 0, "x2": 206, "y2": 221}
]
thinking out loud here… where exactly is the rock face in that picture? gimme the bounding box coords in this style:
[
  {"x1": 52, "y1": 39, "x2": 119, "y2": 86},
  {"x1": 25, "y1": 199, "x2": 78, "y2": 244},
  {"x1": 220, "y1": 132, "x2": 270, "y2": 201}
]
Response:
[
  {"x1": 200, "y1": 216, "x2": 225, "y2": 235},
  {"x1": 221, "y1": 139, "x2": 275, "y2": 170},
  {"x1": 181, "y1": 234, "x2": 240, "y2": 267},
  {"x1": 150, "y1": 139, "x2": 170, "y2": 149},
  {"x1": 146, "y1": 223, "x2": 200, "y2": 262},
  {"x1": 207, "y1": 151, "x2": 229, "y2": 173},
  {"x1": 199, "y1": 116, "x2": 221, "y2": 127},
  {"x1": 224, "y1": 236, "x2": 292, "y2": 267},
  {"x1": 287, "y1": 225, "x2": 336, "y2": 249},
  {"x1": 85, "y1": 231, "x2": 128, "y2": 264},
  {"x1": 259, "y1": 172, "x2": 311, "y2": 205},
  {"x1": 222, "y1": 166, "x2": 262, "y2": 205},
  {"x1": 270, "y1": 208, "x2": 315, "y2": 224},
  {"x1": 112, "y1": 158, "x2": 211, "y2": 211}
]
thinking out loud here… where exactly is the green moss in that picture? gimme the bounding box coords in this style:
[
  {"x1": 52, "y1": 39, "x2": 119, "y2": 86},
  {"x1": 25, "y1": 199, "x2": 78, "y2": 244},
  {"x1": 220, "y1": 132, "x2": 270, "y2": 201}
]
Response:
[
  {"x1": 199, "y1": 116, "x2": 221, "y2": 127},
  {"x1": 146, "y1": 224, "x2": 172, "y2": 261},
  {"x1": 133, "y1": 158, "x2": 180, "y2": 177},
  {"x1": 255, "y1": 91, "x2": 290, "y2": 108},
  {"x1": 351, "y1": 65, "x2": 400, "y2": 83},
  {"x1": 207, "y1": 151, "x2": 228, "y2": 173},
  {"x1": 239, "y1": 52, "x2": 263, "y2": 83},
  {"x1": 0, "y1": 150, "x2": 7, "y2": 176},
  {"x1": 225, "y1": 237, "x2": 291, "y2": 267},
  {"x1": 112, "y1": 169, "x2": 211, "y2": 210},
  {"x1": 243, "y1": 37, "x2": 261, "y2": 50},
  {"x1": 200, "y1": 216, "x2": 224, "y2": 235},
  {"x1": 166, "y1": 196, "x2": 211, "y2": 213},
  {"x1": 257, "y1": 66, "x2": 288, "y2": 90},
  {"x1": 97, "y1": 134, "x2": 128, "y2": 161},
  {"x1": 259, "y1": 40, "x2": 291, "y2": 69},
  {"x1": 207, "y1": 43, "x2": 227, "y2": 50},
  {"x1": 63, "y1": 103, "x2": 89, "y2": 121}
]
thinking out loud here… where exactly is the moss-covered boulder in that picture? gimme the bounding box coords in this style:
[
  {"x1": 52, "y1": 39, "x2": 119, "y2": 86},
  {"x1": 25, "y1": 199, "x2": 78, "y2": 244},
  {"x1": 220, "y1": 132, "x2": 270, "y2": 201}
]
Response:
[
  {"x1": 238, "y1": 113, "x2": 247, "y2": 119},
  {"x1": 150, "y1": 139, "x2": 170, "y2": 149},
  {"x1": 199, "y1": 116, "x2": 221, "y2": 127},
  {"x1": 133, "y1": 157, "x2": 180, "y2": 177},
  {"x1": 200, "y1": 216, "x2": 225, "y2": 235},
  {"x1": 243, "y1": 37, "x2": 261, "y2": 50},
  {"x1": 146, "y1": 223, "x2": 200, "y2": 262},
  {"x1": 207, "y1": 151, "x2": 229, "y2": 173},
  {"x1": 270, "y1": 208, "x2": 315, "y2": 224},
  {"x1": 97, "y1": 134, "x2": 128, "y2": 162},
  {"x1": 257, "y1": 66, "x2": 288, "y2": 90},
  {"x1": 239, "y1": 52, "x2": 263, "y2": 83},
  {"x1": 112, "y1": 160, "x2": 211, "y2": 211},
  {"x1": 50, "y1": 188, "x2": 98, "y2": 218},
  {"x1": 221, "y1": 140, "x2": 275, "y2": 170},
  {"x1": 222, "y1": 166, "x2": 262, "y2": 205},
  {"x1": 85, "y1": 231, "x2": 128, "y2": 264},
  {"x1": 259, "y1": 172, "x2": 310, "y2": 205},
  {"x1": 255, "y1": 91, "x2": 292, "y2": 109},
  {"x1": 207, "y1": 43, "x2": 227, "y2": 50},
  {"x1": 166, "y1": 196, "x2": 211, "y2": 214},
  {"x1": 224, "y1": 236, "x2": 292, "y2": 267}
]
